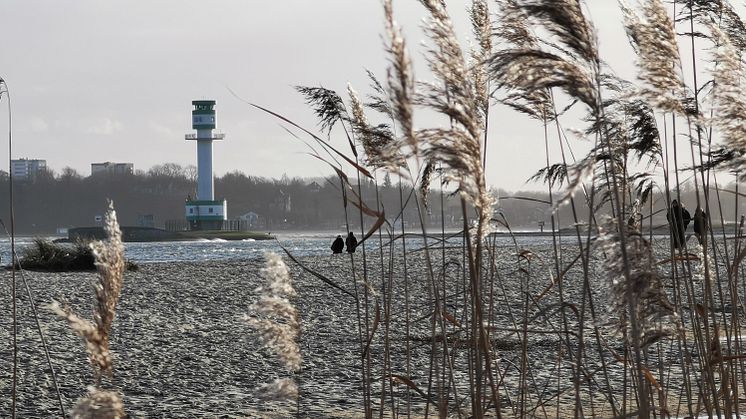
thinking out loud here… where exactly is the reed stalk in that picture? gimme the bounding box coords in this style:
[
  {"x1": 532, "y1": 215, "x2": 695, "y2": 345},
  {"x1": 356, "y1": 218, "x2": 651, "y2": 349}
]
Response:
[{"x1": 48, "y1": 201, "x2": 126, "y2": 418}]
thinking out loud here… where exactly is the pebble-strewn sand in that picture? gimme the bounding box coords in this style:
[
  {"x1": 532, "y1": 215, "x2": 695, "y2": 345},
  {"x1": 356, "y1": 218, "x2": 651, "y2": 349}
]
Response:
[
  {"x1": 0, "y1": 256, "x2": 380, "y2": 418},
  {"x1": 0, "y1": 238, "x2": 741, "y2": 417}
]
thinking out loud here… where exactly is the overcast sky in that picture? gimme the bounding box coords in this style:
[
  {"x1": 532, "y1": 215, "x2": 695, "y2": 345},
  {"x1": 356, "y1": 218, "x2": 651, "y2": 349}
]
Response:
[{"x1": 0, "y1": 1, "x2": 739, "y2": 191}]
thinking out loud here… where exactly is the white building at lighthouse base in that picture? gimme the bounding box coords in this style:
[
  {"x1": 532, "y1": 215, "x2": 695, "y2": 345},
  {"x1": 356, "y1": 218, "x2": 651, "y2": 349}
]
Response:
[{"x1": 185, "y1": 199, "x2": 227, "y2": 231}]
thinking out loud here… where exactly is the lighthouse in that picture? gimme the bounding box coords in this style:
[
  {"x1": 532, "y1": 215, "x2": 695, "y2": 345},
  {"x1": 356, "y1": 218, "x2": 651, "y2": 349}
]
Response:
[{"x1": 185, "y1": 100, "x2": 227, "y2": 230}]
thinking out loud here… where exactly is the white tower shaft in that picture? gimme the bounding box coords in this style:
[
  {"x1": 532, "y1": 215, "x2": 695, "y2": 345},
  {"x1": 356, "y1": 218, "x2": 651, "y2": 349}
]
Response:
[{"x1": 196, "y1": 129, "x2": 214, "y2": 200}]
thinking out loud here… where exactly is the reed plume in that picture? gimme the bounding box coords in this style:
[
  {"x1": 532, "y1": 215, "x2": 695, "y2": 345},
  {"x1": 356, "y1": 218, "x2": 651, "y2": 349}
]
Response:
[
  {"x1": 48, "y1": 201, "x2": 126, "y2": 417},
  {"x1": 419, "y1": 161, "x2": 435, "y2": 209},
  {"x1": 706, "y1": 24, "x2": 746, "y2": 174},
  {"x1": 417, "y1": 0, "x2": 494, "y2": 230},
  {"x1": 529, "y1": 162, "x2": 567, "y2": 186},
  {"x1": 357, "y1": 71, "x2": 408, "y2": 173},
  {"x1": 418, "y1": 0, "x2": 479, "y2": 138},
  {"x1": 590, "y1": 76, "x2": 661, "y2": 162},
  {"x1": 489, "y1": 0, "x2": 599, "y2": 115},
  {"x1": 491, "y1": 0, "x2": 557, "y2": 128},
  {"x1": 256, "y1": 378, "x2": 299, "y2": 402},
  {"x1": 70, "y1": 387, "x2": 125, "y2": 419},
  {"x1": 517, "y1": 0, "x2": 598, "y2": 65},
  {"x1": 295, "y1": 85, "x2": 348, "y2": 135},
  {"x1": 347, "y1": 84, "x2": 373, "y2": 157},
  {"x1": 90, "y1": 202, "x2": 126, "y2": 356},
  {"x1": 49, "y1": 201, "x2": 125, "y2": 382},
  {"x1": 295, "y1": 84, "x2": 364, "y2": 165},
  {"x1": 364, "y1": 69, "x2": 392, "y2": 117},
  {"x1": 490, "y1": 49, "x2": 596, "y2": 114},
  {"x1": 49, "y1": 302, "x2": 111, "y2": 382},
  {"x1": 495, "y1": 0, "x2": 536, "y2": 49},
  {"x1": 469, "y1": 0, "x2": 492, "y2": 124},
  {"x1": 619, "y1": 0, "x2": 685, "y2": 113},
  {"x1": 246, "y1": 252, "x2": 301, "y2": 401},
  {"x1": 383, "y1": 0, "x2": 416, "y2": 157},
  {"x1": 676, "y1": 0, "x2": 746, "y2": 53},
  {"x1": 347, "y1": 83, "x2": 401, "y2": 171},
  {"x1": 582, "y1": 76, "x2": 662, "y2": 208},
  {"x1": 597, "y1": 217, "x2": 678, "y2": 347}
]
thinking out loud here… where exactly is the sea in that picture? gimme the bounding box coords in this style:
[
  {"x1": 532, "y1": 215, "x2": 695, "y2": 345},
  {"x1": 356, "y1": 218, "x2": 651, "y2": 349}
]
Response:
[{"x1": 0, "y1": 231, "x2": 564, "y2": 264}]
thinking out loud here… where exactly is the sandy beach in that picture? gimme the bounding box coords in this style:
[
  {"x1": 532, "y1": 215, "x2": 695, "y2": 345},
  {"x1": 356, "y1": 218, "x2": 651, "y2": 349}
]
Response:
[
  {"x1": 0, "y1": 254, "x2": 384, "y2": 418},
  {"x1": 0, "y1": 237, "x2": 737, "y2": 418}
]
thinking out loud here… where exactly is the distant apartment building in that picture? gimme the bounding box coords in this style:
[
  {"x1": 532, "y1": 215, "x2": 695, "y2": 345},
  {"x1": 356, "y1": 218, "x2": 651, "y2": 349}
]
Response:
[
  {"x1": 11, "y1": 159, "x2": 47, "y2": 180},
  {"x1": 91, "y1": 162, "x2": 134, "y2": 176}
]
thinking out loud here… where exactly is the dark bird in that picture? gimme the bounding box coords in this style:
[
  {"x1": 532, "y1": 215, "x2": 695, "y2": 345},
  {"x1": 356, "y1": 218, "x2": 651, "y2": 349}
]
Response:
[
  {"x1": 693, "y1": 207, "x2": 707, "y2": 245},
  {"x1": 666, "y1": 200, "x2": 691, "y2": 250}
]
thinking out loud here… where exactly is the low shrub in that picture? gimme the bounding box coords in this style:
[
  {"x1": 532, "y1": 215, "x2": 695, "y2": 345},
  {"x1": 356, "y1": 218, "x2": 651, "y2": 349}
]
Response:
[{"x1": 13, "y1": 238, "x2": 138, "y2": 272}]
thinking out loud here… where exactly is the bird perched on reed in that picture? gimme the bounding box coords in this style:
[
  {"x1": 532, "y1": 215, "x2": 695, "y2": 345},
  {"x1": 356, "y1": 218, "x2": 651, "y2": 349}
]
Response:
[
  {"x1": 693, "y1": 206, "x2": 707, "y2": 245},
  {"x1": 666, "y1": 200, "x2": 691, "y2": 249}
]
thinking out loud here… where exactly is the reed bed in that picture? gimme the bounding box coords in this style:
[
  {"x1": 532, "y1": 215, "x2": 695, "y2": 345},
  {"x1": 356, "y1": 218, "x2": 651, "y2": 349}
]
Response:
[{"x1": 249, "y1": 0, "x2": 746, "y2": 417}]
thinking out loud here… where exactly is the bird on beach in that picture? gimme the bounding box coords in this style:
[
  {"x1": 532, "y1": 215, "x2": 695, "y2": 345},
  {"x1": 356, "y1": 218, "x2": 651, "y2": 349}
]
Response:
[{"x1": 693, "y1": 206, "x2": 707, "y2": 245}]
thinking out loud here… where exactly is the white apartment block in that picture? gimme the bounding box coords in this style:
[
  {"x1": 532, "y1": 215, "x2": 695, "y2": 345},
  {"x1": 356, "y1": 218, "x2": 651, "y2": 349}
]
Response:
[
  {"x1": 91, "y1": 162, "x2": 134, "y2": 176},
  {"x1": 11, "y1": 159, "x2": 47, "y2": 180}
]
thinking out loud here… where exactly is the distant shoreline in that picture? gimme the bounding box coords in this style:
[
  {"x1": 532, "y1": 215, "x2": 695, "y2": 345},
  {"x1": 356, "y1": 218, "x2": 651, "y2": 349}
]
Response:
[{"x1": 62, "y1": 226, "x2": 275, "y2": 243}]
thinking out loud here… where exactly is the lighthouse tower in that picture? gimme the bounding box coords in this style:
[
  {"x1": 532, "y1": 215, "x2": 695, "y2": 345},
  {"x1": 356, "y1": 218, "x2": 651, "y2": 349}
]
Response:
[{"x1": 185, "y1": 100, "x2": 227, "y2": 230}]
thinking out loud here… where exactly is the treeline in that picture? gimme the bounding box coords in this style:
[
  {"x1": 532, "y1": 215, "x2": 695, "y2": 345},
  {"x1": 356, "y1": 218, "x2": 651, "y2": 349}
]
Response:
[
  {"x1": 0, "y1": 163, "x2": 742, "y2": 234},
  {"x1": 495, "y1": 183, "x2": 746, "y2": 232},
  {"x1": 0, "y1": 163, "x2": 456, "y2": 234}
]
